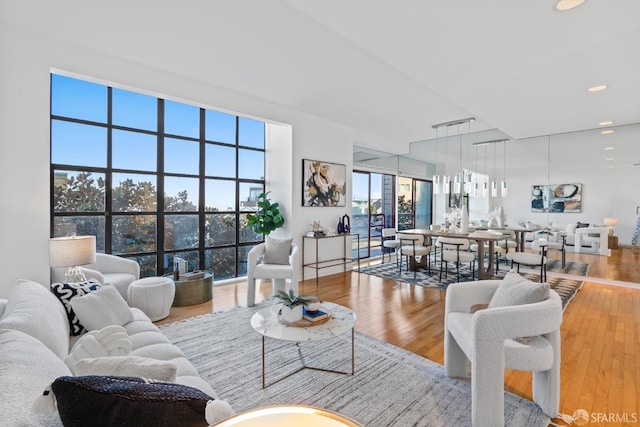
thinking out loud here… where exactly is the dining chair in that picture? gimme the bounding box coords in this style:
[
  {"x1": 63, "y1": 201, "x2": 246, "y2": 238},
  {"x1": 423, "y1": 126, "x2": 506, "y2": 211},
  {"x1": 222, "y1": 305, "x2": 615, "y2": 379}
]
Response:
[
  {"x1": 397, "y1": 233, "x2": 432, "y2": 278},
  {"x1": 381, "y1": 228, "x2": 401, "y2": 265},
  {"x1": 438, "y1": 237, "x2": 475, "y2": 283},
  {"x1": 546, "y1": 233, "x2": 567, "y2": 268},
  {"x1": 506, "y1": 238, "x2": 549, "y2": 282}
]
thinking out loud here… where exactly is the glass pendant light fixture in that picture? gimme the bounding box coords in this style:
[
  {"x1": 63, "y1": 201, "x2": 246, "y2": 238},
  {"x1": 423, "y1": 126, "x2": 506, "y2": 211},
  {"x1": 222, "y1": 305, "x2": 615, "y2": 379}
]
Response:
[
  {"x1": 501, "y1": 140, "x2": 508, "y2": 197},
  {"x1": 473, "y1": 145, "x2": 479, "y2": 197},
  {"x1": 431, "y1": 117, "x2": 475, "y2": 197},
  {"x1": 482, "y1": 145, "x2": 488, "y2": 197},
  {"x1": 464, "y1": 170, "x2": 473, "y2": 194},
  {"x1": 433, "y1": 127, "x2": 440, "y2": 194},
  {"x1": 490, "y1": 143, "x2": 498, "y2": 197}
]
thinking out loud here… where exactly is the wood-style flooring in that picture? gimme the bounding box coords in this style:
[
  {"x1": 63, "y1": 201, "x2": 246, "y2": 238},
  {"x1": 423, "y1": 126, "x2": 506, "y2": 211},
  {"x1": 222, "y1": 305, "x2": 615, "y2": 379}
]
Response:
[{"x1": 158, "y1": 246, "x2": 640, "y2": 426}]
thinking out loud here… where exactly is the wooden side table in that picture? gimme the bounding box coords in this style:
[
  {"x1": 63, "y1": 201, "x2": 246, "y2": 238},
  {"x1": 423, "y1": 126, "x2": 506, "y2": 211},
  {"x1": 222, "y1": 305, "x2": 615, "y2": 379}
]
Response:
[{"x1": 608, "y1": 234, "x2": 619, "y2": 249}]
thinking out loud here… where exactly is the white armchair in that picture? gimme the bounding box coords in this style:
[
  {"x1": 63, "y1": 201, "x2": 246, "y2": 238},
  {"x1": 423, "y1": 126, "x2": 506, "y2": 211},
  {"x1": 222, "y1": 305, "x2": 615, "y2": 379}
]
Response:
[
  {"x1": 445, "y1": 279, "x2": 562, "y2": 427},
  {"x1": 246, "y1": 242, "x2": 299, "y2": 307},
  {"x1": 51, "y1": 253, "x2": 140, "y2": 301}
]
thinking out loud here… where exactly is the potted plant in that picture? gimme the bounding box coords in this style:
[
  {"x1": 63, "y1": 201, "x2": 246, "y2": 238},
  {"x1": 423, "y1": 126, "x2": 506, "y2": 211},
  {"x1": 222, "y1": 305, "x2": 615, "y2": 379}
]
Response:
[
  {"x1": 276, "y1": 289, "x2": 313, "y2": 322},
  {"x1": 246, "y1": 192, "x2": 285, "y2": 236}
]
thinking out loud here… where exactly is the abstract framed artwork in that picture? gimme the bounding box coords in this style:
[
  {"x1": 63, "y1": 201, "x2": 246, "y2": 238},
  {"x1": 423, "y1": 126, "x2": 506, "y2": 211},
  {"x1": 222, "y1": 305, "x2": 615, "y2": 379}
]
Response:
[
  {"x1": 302, "y1": 159, "x2": 346, "y2": 207},
  {"x1": 531, "y1": 183, "x2": 582, "y2": 213}
]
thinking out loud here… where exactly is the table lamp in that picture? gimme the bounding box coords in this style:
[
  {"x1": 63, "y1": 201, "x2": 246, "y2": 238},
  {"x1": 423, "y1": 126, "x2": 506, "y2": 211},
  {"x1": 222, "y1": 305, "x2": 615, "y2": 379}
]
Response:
[
  {"x1": 604, "y1": 217, "x2": 618, "y2": 235},
  {"x1": 49, "y1": 235, "x2": 97, "y2": 283}
]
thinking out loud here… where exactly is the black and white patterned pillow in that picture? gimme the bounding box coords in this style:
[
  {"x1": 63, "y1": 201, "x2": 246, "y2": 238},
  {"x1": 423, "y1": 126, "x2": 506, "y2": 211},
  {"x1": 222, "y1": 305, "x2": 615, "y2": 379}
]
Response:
[{"x1": 50, "y1": 280, "x2": 101, "y2": 336}]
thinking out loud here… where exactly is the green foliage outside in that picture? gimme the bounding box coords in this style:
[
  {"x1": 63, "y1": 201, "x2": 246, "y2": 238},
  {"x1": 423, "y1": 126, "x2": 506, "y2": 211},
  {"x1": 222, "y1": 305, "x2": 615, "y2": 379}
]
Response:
[
  {"x1": 397, "y1": 194, "x2": 413, "y2": 231},
  {"x1": 53, "y1": 171, "x2": 257, "y2": 279}
]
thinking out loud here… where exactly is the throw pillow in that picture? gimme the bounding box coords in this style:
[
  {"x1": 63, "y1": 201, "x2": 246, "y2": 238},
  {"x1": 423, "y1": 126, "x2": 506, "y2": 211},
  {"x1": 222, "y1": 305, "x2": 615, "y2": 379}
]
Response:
[
  {"x1": 50, "y1": 280, "x2": 101, "y2": 335},
  {"x1": 72, "y1": 356, "x2": 177, "y2": 382},
  {"x1": 488, "y1": 270, "x2": 550, "y2": 309},
  {"x1": 70, "y1": 284, "x2": 134, "y2": 332},
  {"x1": 576, "y1": 221, "x2": 590, "y2": 228},
  {"x1": 263, "y1": 236, "x2": 292, "y2": 265},
  {"x1": 52, "y1": 375, "x2": 213, "y2": 427},
  {"x1": 65, "y1": 325, "x2": 132, "y2": 370},
  {"x1": 1, "y1": 329, "x2": 72, "y2": 426},
  {"x1": 0, "y1": 279, "x2": 70, "y2": 358}
]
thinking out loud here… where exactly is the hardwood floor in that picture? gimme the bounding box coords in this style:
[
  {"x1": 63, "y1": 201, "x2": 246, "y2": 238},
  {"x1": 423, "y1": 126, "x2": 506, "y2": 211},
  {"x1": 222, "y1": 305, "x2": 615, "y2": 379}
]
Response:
[{"x1": 158, "y1": 246, "x2": 640, "y2": 425}]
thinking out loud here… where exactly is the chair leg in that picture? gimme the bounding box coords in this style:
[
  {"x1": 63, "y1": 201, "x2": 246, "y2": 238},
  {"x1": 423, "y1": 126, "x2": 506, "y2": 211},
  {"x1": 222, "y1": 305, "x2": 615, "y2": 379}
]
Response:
[
  {"x1": 247, "y1": 278, "x2": 256, "y2": 307},
  {"x1": 273, "y1": 278, "x2": 286, "y2": 295},
  {"x1": 439, "y1": 259, "x2": 444, "y2": 282}
]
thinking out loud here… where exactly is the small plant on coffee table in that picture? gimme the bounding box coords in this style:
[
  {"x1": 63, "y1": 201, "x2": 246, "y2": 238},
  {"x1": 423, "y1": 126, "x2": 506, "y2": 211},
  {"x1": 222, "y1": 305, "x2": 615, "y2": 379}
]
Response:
[{"x1": 276, "y1": 289, "x2": 313, "y2": 308}]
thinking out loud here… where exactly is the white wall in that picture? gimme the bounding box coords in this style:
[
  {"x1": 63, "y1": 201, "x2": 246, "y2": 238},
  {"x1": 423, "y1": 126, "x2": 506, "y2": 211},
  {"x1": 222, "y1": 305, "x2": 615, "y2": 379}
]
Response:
[
  {"x1": 0, "y1": 23, "x2": 400, "y2": 298},
  {"x1": 490, "y1": 127, "x2": 640, "y2": 244}
]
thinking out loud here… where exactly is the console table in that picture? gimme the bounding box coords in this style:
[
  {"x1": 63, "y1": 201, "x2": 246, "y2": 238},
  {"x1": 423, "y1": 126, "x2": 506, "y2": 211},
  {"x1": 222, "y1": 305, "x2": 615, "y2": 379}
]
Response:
[{"x1": 302, "y1": 233, "x2": 360, "y2": 288}]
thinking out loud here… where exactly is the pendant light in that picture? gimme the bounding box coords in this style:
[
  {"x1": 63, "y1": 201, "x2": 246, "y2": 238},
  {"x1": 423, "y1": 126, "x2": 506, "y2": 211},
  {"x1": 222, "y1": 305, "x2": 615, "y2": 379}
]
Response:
[
  {"x1": 473, "y1": 145, "x2": 479, "y2": 197},
  {"x1": 433, "y1": 127, "x2": 440, "y2": 194},
  {"x1": 501, "y1": 140, "x2": 508, "y2": 197},
  {"x1": 491, "y1": 143, "x2": 498, "y2": 197},
  {"x1": 442, "y1": 126, "x2": 450, "y2": 194},
  {"x1": 482, "y1": 145, "x2": 488, "y2": 197}
]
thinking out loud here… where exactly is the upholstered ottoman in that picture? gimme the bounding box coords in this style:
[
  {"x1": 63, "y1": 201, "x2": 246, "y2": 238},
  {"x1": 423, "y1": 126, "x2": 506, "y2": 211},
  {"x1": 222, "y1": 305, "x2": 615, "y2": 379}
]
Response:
[{"x1": 127, "y1": 277, "x2": 175, "y2": 321}]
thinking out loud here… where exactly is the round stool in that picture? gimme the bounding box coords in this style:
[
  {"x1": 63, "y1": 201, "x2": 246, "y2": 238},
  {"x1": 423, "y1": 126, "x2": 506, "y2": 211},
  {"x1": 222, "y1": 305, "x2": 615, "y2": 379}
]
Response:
[{"x1": 127, "y1": 277, "x2": 175, "y2": 321}]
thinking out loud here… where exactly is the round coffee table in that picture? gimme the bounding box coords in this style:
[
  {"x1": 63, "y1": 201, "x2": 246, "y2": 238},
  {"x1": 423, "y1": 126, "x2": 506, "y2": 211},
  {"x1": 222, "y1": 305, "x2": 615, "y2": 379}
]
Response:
[{"x1": 250, "y1": 302, "x2": 357, "y2": 388}]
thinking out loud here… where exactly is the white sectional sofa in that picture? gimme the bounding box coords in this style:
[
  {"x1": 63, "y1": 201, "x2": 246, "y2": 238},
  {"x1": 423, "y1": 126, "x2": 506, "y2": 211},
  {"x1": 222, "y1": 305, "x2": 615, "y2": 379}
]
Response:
[
  {"x1": 522, "y1": 221, "x2": 608, "y2": 250},
  {"x1": 0, "y1": 279, "x2": 233, "y2": 426}
]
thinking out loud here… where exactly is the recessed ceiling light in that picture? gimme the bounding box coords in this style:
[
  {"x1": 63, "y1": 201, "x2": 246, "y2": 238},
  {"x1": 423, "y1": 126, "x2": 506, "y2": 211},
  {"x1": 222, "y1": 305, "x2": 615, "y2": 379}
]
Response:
[
  {"x1": 606, "y1": 157, "x2": 615, "y2": 161},
  {"x1": 599, "y1": 120, "x2": 613, "y2": 126},
  {"x1": 588, "y1": 84, "x2": 608, "y2": 92},
  {"x1": 604, "y1": 146, "x2": 615, "y2": 150},
  {"x1": 555, "y1": 0, "x2": 587, "y2": 11},
  {"x1": 601, "y1": 129, "x2": 615, "y2": 135},
  {"x1": 608, "y1": 165, "x2": 616, "y2": 169}
]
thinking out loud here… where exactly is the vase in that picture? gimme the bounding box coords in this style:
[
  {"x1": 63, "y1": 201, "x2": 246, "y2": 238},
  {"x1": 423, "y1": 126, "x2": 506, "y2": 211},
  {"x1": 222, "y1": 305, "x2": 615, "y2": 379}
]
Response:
[
  {"x1": 460, "y1": 208, "x2": 469, "y2": 233},
  {"x1": 280, "y1": 305, "x2": 303, "y2": 323},
  {"x1": 497, "y1": 206, "x2": 505, "y2": 228}
]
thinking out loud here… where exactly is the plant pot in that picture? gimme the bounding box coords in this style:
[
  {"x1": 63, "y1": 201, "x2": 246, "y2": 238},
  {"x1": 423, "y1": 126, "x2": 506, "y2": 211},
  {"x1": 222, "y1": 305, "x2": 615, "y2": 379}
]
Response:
[{"x1": 280, "y1": 305, "x2": 303, "y2": 322}]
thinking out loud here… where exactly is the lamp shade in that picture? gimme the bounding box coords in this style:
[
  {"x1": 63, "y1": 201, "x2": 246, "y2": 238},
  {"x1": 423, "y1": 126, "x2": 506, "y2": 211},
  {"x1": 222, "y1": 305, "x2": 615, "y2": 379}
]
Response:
[
  {"x1": 604, "y1": 217, "x2": 618, "y2": 227},
  {"x1": 49, "y1": 236, "x2": 97, "y2": 268}
]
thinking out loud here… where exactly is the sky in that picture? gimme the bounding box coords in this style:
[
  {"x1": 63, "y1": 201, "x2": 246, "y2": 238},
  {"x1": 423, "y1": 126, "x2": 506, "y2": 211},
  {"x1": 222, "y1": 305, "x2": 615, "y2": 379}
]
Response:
[{"x1": 51, "y1": 74, "x2": 265, "y2": 211}]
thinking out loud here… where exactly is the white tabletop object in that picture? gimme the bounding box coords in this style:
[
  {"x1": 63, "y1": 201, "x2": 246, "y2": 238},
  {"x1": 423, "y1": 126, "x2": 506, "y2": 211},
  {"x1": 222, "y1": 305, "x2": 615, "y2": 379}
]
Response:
[{"x1": 250, "y1": 302, "x2": 356, "y2": 342}]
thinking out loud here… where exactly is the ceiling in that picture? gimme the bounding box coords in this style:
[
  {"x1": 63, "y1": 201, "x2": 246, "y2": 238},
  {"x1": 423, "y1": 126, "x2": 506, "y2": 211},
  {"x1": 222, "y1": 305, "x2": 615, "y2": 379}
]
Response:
[{"x1": 2, "y1": 0, "x2": 639, "y2": 155}]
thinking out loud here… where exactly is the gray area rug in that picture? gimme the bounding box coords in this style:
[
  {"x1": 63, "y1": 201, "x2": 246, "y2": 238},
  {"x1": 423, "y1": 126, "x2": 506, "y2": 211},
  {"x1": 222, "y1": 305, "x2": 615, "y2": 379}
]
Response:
[
  {"x1": 160, "y1": 304, "x2": 549, "y2": 426},
  {"x1": 357, "y1": 260, "x2": 584, "y2": 309}
]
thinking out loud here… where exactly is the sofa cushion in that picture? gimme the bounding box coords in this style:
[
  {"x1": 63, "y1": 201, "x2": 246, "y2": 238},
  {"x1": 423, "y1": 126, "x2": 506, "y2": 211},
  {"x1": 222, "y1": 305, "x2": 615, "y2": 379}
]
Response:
[
  {"x1": 65, "y1": 325, "x2": 132, "y2": 370},
  {"x1": 52, "y1": 375, "x2": 213, "y2": 427},
  {"x1": 263, "y1": 236, "x2": 292, "y2": 265},
  {"x1": 0, "y1": 329, "x2": 70, "y2": 426},
  {"x1": 72, "y1": 356, "x2": 177, "y2": 382},
  {"x1": 70, "y1": 284, "x2": 134, "y2": 331},
  {"x1": 488, "y1": 270, "x2": 550, "y2": 309},
  {"x1": 0, "y1": 279, "x2": 70, "y2": 358},
  {"x1": 50, "y1": 280, "x2": 102, "y2": 336}
]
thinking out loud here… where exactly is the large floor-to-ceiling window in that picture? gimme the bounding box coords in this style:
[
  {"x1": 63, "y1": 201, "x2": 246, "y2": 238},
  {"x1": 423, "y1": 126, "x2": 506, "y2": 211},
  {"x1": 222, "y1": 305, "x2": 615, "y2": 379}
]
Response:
[{"x1": 50, "y1": 74, "x2": 265, "y2": 280}]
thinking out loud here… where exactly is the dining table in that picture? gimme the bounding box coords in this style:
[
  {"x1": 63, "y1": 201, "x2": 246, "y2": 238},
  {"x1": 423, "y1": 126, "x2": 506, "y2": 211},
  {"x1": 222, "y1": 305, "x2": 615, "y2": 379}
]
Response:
[{"x1": 401, "y1": 228, "x2": 505, "y2": 280}]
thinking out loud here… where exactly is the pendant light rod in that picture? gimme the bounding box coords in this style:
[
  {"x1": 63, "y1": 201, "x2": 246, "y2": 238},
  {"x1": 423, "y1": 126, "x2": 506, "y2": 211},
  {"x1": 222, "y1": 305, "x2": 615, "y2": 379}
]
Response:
[
  {"x1": 432, "y1": 117, "x2": 475, "y2": 129},
  {"x1": 472, "y1": 139, "x2": 509, "y2": 147}
]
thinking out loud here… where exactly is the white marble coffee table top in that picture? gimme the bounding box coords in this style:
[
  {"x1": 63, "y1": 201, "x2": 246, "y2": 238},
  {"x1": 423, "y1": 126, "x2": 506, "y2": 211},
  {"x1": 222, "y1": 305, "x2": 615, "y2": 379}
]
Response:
[{"x1": 250, "y1": 302, "x2": 356, "y2": 342}]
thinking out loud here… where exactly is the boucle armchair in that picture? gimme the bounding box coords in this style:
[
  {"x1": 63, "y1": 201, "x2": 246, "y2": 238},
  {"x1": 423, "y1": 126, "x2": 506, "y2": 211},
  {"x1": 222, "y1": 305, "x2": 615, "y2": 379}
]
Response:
[
  {"x1": 445, "y1": 280, "x2": 562, "y2": 427},
  {"x1": 51, "y1": 253, "x2": 140, "y2": 301},
  {"x1": 246, "y1": 241, "x2": 299, "y2": 307}
]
